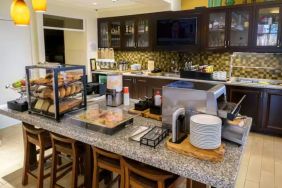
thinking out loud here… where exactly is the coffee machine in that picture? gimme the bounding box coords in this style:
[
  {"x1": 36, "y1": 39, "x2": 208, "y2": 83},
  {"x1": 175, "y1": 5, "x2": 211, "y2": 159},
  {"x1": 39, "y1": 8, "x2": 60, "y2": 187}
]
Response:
[{"x1": 106, "y1": 73, "x2": 123, "y2": 107}]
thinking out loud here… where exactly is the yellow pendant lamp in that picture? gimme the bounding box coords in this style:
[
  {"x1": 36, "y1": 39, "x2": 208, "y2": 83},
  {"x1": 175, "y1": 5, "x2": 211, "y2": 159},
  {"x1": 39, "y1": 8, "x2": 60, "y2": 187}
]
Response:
[
  {"x1": 10, "y1": 0, "x2": 31, "y2": 26},
  {"x1": 32, "y1": 0, "x2": 47, "y2": 12}
]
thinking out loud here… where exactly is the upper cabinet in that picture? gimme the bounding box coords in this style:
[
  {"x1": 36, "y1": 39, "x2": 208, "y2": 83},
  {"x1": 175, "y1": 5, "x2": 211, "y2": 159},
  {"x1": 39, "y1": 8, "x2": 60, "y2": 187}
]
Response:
[
  {"x1": 229, "y1": 8, "x2": 252, "y2": 49},
  {"x1": 207, "y1": 10, "x2": 227, "y2": 49},
  {"x1": 253, "y1": 4, "x2": 282, "y2": 52},
  {"x1": 98, "y1": 21, "x2": 110, "y2": 48},
  {"x1": 123, "y1": 16, "x2": 151, "y2": 50},
  {"x1": 98, "y1": 20, "x2": 121, "y2": 49},
  {"x1": 98, "y1": 1, "x2": 282, "y2": 53},
  {"x1": 98, "y1": 15, "x2": 152, "y2": 50},
  {"x1": 205, "y1": 6, "x2": 252, "y2": 51}
]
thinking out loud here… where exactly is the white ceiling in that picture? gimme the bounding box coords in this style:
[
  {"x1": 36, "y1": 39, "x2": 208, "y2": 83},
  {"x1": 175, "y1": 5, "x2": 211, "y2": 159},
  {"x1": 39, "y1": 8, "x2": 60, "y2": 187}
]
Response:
[{"x1": 49, "y1": 0, "x2": 171, "y2": 10}]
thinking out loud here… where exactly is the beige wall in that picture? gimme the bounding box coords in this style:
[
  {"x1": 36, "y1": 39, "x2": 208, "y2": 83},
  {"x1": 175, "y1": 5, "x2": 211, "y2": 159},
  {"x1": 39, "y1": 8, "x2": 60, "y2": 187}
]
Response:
[
  {"x1": 64, "y1": 31, "x2": 87, "y2": 66},
  {"x1": 97, "y1": 4, "x2": 170, "y2": 18},
  {"x1": 36, "y1": 3, "x2": 98, "y2": 81}
]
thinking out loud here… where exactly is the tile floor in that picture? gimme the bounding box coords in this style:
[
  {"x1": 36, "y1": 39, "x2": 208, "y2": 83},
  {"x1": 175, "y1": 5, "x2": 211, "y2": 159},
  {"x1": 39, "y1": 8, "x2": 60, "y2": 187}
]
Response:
[{"x1": 0, "y1": 124, "x2": 281, "y2": 188}]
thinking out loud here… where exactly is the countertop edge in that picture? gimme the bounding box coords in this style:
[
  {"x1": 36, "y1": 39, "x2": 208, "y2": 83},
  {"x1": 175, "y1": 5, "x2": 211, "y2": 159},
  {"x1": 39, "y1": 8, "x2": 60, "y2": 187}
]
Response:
[{"x1": 92, "y1": 71, "x2": 282, "y2": 90}]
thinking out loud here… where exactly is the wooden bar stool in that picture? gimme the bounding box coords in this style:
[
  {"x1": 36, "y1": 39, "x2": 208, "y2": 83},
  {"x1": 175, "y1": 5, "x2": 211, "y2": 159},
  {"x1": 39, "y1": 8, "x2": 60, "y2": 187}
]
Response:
[
  {"x1": 22, "y1": 123, "x2": 52, "y2": 188},
  {"x1": 50, "y1": 133, "x2": 85, "y2": 188},
  {"x1": 92, "y1": 146, "x2": 125, "y2": 188},
  {"x1": 122, "y1": 158, "x2": 184, "y2": 188}
]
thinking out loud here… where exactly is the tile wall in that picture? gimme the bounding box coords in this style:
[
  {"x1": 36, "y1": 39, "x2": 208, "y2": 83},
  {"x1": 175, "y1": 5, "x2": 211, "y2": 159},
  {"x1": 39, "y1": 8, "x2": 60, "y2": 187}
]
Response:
[{"x1": 115, "y1": 51, "x2": 282, "y2": 80}]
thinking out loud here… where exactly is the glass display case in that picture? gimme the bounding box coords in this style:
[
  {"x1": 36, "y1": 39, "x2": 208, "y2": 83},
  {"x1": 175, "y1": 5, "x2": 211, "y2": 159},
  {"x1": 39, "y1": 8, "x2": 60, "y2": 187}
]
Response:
[
  {"x1": 230, "y1": 9, "x2": 250, "y2": 47},
  {"x1": 25, "y1": 64, "x2": 87, "y2": 121},
  {"x1": 256, "y1": 7, "x2": 280, "y2": 47},
  {"x1": 208, "y1": 11, "x2": 226, "y2": 48}
]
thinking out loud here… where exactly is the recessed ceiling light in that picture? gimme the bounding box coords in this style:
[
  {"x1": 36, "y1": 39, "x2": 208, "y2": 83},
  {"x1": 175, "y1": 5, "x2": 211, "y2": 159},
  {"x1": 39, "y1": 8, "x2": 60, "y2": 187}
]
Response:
[
  {"x1": 92, "y1": 2, "x2": 97, "y2": 5},
  {"x1": 112, "y1": 0, "x2": 118, "y2": 2}
]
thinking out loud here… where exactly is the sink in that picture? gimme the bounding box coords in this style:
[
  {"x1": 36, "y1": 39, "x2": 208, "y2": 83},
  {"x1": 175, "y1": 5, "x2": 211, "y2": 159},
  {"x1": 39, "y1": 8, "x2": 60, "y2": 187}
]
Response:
[
  {"x1": 162, "y1": 72, "x2": 180, "y2": 78},
  {"x1": 230, "y1": 77, "x2": 282, "y2": 86}
]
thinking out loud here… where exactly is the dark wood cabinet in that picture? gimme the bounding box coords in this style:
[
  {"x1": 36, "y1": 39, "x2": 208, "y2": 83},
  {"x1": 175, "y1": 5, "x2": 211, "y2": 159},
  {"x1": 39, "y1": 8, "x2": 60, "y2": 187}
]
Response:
[
  {"x1": 135, "y1": 78, "x2": 149, "y2": 99},
  {"x1": 123, "y1": 15, "x2": 152, "y2": 50},
  {"x1": 98, "y1": 15, "x2": 152, "y2": 50},
  {"x1": 262, "y1": 89, "x2": 282, "y2": 135},
  {"x1": 122, "y1": 76, "x2": 173, "y2": 99},
  {"x1": 205, "y1": 5, "x2": 253, "y2": 51},
  {"x1": 98, "y1": 19, "x2": 122, "y2": 49},
  {"x1": 227, "y1": 86, "x2": 263, "y2": 131},
  {"x1": 98, "y1": 1, "x2": 282, "y2": 52},
  {"x1": 227, "y1": 86, "x2": 282, "y2": 136},
  {"x1": 122, "y1": 76, "x2": 149, "y2": 99},
  {"x1": 123, "y1": 76, "x2": 135, "y2": 98}
]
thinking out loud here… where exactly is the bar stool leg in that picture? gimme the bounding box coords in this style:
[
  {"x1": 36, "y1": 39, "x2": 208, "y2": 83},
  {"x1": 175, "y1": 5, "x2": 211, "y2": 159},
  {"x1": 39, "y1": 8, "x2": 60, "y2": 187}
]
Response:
[
  {"x1": 37, "y1": 147, "x2": 45, "y2": 188},
  {"x1": 157, "y1": 181, "x2": 165, "y2": 188},
  {"x1": 50, "y1": 151, "x2": 58, "y2": 188},
  {"x1": 120, "y1": 165, "x2": 125, "y2": 188},
  {"x1": 92, "y1": 151, "x2": 99, "y2": 188},
  {"x1": 71, "y1": 155, "x2": 79, "y2": 188},
  {"x1": 124, "y1": 166, "x2": 130, "y2": 188},
  {"x1": 22, "y1": 142, "x2": 30, "y2": 185}
]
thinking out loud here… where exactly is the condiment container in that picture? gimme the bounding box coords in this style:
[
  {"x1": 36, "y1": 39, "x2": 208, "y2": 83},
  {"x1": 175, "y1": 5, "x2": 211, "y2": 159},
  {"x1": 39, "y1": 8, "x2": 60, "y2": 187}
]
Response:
[
  {"x1": 154, "y1": 91, "x2": 162, "y2": 106},
  {"x1": 123, "y1": 87, "x2": 130, "y2": 106}
]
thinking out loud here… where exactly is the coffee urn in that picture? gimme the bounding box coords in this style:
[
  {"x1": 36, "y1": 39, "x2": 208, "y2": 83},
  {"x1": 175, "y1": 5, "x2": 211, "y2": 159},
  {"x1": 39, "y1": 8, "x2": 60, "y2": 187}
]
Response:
[{"x1": 106, "y1": 73, "x2": 123, "y2": 107}]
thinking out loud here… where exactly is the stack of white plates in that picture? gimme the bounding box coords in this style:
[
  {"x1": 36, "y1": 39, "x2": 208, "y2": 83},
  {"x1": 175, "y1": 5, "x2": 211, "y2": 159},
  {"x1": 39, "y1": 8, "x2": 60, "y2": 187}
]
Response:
[{"x1": 190, "y1": 114, "x2": 222, "y2": 150}]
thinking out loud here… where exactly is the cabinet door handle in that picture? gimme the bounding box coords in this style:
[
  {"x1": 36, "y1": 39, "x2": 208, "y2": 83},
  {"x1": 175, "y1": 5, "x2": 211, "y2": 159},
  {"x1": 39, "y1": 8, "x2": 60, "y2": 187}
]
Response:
[
  {"x1": 224, "y1": 40, "x2": 227, "y2": 48},
  {"x1": 228, "y1": 40, "x2": 230, "y2": 46},
  {"x1": 277, "y1": 40, "x2": 280, "y2": 48}
]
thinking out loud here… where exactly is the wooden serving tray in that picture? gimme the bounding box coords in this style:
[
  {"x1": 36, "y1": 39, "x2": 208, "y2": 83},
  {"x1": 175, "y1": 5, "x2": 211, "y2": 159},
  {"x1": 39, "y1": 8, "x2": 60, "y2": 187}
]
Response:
[
  {"x1": 166, "y1": 137, "x2": 225, "y2": 163},
  {"x1": 128, "y1": 108, "x2": 149, "y2": 116},
  {"x1": 143, "y1": 111, "x2": 162, "y2": 121}
]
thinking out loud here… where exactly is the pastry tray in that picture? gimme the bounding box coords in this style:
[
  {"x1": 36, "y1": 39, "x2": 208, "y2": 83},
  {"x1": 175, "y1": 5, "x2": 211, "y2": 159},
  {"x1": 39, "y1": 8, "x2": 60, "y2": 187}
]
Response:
[{"x1": 67, "y1": 107, "x2": 134, "y2": 135}]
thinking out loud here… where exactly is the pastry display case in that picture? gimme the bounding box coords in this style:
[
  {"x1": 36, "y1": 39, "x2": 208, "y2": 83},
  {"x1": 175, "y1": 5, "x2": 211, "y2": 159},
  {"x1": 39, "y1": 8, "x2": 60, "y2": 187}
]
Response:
[{"x1": 25, "y1": 64, "x2": 87, "y2": 121}]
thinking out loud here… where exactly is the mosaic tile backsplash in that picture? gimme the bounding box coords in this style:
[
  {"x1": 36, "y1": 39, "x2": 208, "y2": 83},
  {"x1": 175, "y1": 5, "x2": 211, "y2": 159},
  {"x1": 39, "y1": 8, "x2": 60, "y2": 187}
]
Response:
[{"x1": 115, "y1": 51, "x2": 282, "y2": 80}]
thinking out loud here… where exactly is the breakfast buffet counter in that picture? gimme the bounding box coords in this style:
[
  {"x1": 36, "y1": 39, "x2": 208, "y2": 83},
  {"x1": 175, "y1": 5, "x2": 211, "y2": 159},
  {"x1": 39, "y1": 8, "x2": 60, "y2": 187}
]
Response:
[{"x1": 0, "y1": 100, "x2": 251, "y2": 188}]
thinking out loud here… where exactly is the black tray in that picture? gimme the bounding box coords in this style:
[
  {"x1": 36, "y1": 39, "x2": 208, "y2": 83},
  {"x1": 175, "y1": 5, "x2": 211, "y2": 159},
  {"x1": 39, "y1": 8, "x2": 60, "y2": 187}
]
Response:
[
  {"x1": 7, "y1": 100, "x2": 28, "y2": 112},
  {"x1": 180, "y1": 70, "x2": 213, "y2": 80}
]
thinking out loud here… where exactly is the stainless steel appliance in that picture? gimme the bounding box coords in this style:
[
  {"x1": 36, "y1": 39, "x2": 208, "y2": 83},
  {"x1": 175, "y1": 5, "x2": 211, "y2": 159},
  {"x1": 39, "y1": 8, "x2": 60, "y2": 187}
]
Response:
[
  {"x1": 164, "y1": 81, "x2": 248, "y2": 145},
  {"x1": 106, "y1": 89, "x2": 123, "y2": 107},
  {"x1": 105, "y1": 73, "x2": 123, "y2": 107}
]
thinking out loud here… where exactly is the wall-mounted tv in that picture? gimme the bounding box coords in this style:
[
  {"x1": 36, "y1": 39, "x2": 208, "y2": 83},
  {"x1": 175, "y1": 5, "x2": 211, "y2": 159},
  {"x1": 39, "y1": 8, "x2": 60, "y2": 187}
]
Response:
[{"x1": 157, "y1": 18, "x2": 197, "y2": 46}]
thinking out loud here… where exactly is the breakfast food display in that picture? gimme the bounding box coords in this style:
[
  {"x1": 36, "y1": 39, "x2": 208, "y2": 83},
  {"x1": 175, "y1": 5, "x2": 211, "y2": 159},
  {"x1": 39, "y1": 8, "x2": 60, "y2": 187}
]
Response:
[
  {"x1": 25, "y1": 65, "x2": 87, "y2": 121},
  {"x1": 75, "y1": 107, "x2": 132, "y2": 128}
]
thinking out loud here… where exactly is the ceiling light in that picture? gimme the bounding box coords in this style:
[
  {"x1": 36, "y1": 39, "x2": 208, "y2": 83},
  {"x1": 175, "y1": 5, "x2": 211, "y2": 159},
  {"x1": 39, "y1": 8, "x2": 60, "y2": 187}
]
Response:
[
  {"x1": 112, "y1": 0, "x2": 118, "y2": 2},
  {"x1": 92, "y1": 2, "x2": 97, "y2": 5},
  {"x1": 32, "y1": 0, "x2": 47, "y2": 12},
  {"x1": 10, "y1": 0, "x2": 31, "y2": 26}
]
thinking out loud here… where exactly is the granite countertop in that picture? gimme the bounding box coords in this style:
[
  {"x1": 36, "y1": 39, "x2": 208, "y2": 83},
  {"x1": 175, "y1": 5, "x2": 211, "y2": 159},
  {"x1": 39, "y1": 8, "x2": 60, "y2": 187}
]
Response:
[
  {"x1": 92, "y1": 70, "x2": 282, "y2": 90},
  {"x1": 0, "y1": 101, "x2": 251, "y2": 188}
]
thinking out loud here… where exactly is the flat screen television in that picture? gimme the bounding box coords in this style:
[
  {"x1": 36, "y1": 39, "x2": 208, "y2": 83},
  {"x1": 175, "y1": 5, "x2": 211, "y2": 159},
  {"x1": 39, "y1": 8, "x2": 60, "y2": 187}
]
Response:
[{"x1": 157, "y1": 18, "x2": 197, "y2": 46}]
